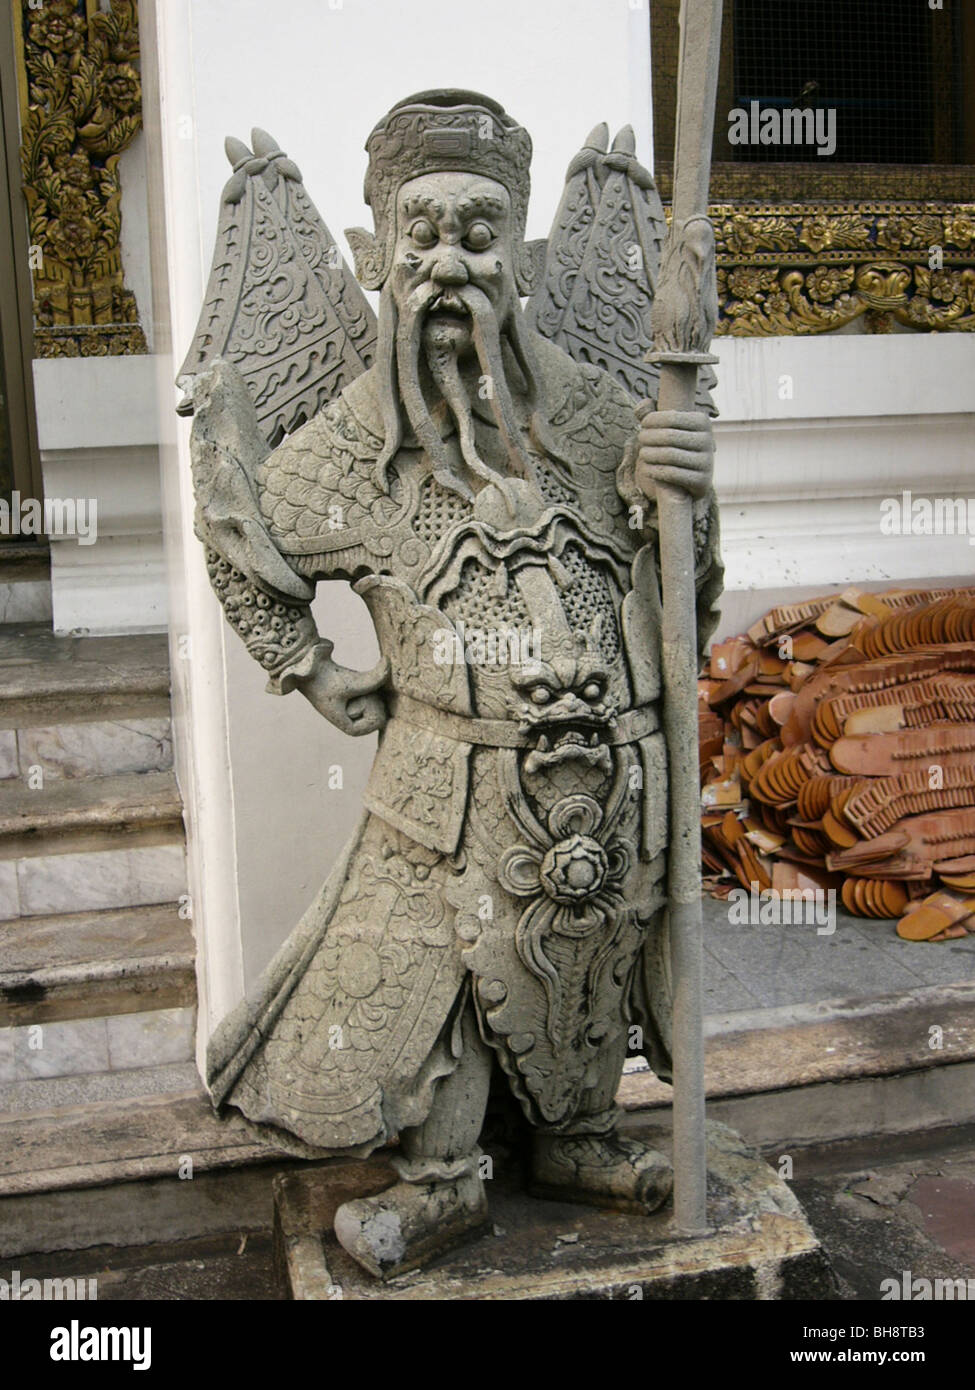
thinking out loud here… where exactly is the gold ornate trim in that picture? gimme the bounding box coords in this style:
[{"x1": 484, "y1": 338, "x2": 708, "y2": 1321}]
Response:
[
  {"x1": 660, "y1": 196, "x2": 975, "y2": 336},
  {"x1": 656, "y1": 162, "x2": 975, "y2": 204},
  {"x1": 656, "y1": 161, "x2": 975, "y2": 335},
  {"x1": 14, "y1": 0, "x2": 147, "y2": 358},
  {"x1": 710, "y1": 201, "x2": 975, "y2": 335}
]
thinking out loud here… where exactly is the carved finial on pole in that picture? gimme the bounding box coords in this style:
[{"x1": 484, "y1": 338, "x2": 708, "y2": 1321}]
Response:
[{"x1": 650, "y1": 216, "x2": 718, "y2": 360}]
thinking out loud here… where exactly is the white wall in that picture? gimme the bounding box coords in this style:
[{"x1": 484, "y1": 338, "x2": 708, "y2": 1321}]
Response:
[
  {"x1": 146, "y1": 0, "x2": 655, "y2": 1057},
  {"x1": 711, "y1": 334, "x2": 975, "y2": 635},
  {"x1": 175, "y1": 0, "x2": 652, "y2": 293},
  {"x1": 33, "y1": 355, "x2": 167, "y2": 634},
  {"x1": 29, "y1": 127, "x2": 164, "y2": 637}
]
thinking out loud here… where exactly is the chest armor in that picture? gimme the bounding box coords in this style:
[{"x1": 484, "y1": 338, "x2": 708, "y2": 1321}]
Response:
[
  {"x1": 352, "y1": 473, "x2": 669, "y2": 1124},
  {"x1": 357, "y1": 466, "x2": 666, "y2": 844}
]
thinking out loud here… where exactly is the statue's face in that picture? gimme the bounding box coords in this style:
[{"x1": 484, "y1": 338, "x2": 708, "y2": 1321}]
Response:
[{"x1": 390, "y1": 172, "x2": 516, "y2": 356}]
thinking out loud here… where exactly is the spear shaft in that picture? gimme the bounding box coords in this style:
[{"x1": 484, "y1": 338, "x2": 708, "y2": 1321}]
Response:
[{"x1": 647, "y1": 0, "x2": 723, "y2": 1238}]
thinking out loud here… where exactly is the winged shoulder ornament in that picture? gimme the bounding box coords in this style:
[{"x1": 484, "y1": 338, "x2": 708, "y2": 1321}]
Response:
[
  {"x1": 526, "y1": 123, "x2": 716, "y2": 413},
  {"x1": 177, "y1": 129, "x2": 378, "y2": 447}
]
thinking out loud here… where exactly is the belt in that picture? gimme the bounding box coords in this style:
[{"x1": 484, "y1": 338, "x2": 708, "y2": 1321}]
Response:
[{"x1": 388, "y1": 692, "x2": 659, "y2": 749}]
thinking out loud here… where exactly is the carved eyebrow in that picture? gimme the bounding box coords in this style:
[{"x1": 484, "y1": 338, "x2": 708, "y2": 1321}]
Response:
[
  {"x1": 455, "y1": 194, "x2": 507, "y2": 218},
  {"x1": 399, "y1": 192, "x2": 507, "y2": 221},
  {"x1": 400, "y1": 194, "x2": 446, "y2": 218}
]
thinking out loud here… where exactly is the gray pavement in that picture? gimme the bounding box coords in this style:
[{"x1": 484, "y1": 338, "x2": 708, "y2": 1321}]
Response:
[
  {"x1": 701, "y1": 893, "x2": 975, "y2": 1013},
  {"x1": 790, "y1": 1125, "x2": 975, "y2": 1302}
]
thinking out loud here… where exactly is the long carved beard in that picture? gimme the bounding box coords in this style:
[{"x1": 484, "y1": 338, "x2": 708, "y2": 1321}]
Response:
[{"x1": 373, "y1": 280, "x2": 549, "y2": 506}]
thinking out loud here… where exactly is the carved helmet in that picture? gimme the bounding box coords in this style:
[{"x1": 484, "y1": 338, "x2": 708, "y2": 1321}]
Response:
[{"x1": 352, "y1": 90, "x2": 535, "y2": 294}]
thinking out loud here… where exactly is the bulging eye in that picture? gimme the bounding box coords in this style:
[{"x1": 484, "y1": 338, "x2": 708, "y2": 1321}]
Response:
[
  {"x1": 582, "y1": 681, "x2": 603, "y2": 702},
  {"x1": 464, "y1": 222, "x2": 494, "y2": 251},
  {"x1": 409, "y1": 219, "x2": 438, "y2": 249},
  {"x1": 530, "y1": 686, "x2": 552, "y2": 706}
]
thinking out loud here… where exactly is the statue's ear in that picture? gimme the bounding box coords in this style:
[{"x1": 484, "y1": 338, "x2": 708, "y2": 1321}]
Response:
[
  {"x1": 345, "y1": 226, "x2": 385, "y2": 290},
  {"x1": 515, "y1": 238, "x2": 547, "y2": 298}
]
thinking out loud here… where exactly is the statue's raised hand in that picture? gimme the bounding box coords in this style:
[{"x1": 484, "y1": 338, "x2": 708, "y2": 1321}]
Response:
[
  {"x1": 295, "y1": 647, "x2": 389, "y2": 737},
  {"x1": 633, "y1": 404, "x2": 714, "y2": 502}
]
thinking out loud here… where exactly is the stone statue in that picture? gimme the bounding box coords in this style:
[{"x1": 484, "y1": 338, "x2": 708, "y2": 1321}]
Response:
[{"x1": 180, "y1": 90, "x2": 723, "y2": 1280}]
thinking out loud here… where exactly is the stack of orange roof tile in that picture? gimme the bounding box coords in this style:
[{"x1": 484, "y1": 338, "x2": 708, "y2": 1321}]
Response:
[{"x1": 699, "y1": 586, "x2": 975, "y2": 941}]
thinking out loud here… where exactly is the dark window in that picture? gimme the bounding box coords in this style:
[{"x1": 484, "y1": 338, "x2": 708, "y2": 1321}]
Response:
[{"x1": 653, "y1": 0, "x2": 975, "y2": 169}]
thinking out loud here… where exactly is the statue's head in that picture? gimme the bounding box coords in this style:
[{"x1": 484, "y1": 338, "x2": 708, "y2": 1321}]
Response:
[
  {"x1": 349, "y1": 90, "x2": 534, "y2": 297},
  {"x1": 386, "y1": 171, "x2": 516, "y2": 364},
  {"x1": 351, "y1": 91, "x2": 550, "y2": 503}
]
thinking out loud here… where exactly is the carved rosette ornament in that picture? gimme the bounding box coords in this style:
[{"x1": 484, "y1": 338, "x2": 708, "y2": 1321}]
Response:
[
  {"x1": 15, "y1": 0, "x2": 147, "y2": 357},
  {"x1": 694, "y1": 201, "x2": 975, "y2": 336}
]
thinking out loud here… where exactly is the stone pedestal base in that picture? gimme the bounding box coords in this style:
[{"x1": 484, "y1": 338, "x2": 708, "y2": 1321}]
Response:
[{"x1": 273, "y1": 1121, "x2": 836, "y2": 1300}]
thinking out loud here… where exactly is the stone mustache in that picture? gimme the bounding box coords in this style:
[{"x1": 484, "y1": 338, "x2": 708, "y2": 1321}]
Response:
[{"x1": 180, "y1": 90, "x2": 723, "y2": 1279}]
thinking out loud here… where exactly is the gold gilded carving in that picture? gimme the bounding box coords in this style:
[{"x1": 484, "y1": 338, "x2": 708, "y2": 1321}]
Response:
[
  {"x1": 667, "y1": 200, "x2": 975, "y2": 335},
  {"x1": 15, "y1": 0, "x2": 147, "y2": 357},
  {"x1": 656, "y1": 163, "x2": 975, "y2": 335}
]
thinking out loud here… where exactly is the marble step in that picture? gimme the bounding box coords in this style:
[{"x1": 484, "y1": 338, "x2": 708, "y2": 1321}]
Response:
[
  {"x1": 0, "y1": 1058, "x2": 200, "y2": 1117},
  {"x1": 0, "y1": 624, "x2": 172, "y2": 778},
  {"x1": 0, "y1": 769, "x2": 182, "y2": 847},
  {"x1": 0, "y1": 903, "x2": 194, "y2": 1026},
  {"x1": 0, "y1": 840, "x2": 186, "y2": 919},
  {"x1": 0, "y1": 1004, "x2": 196, "y2": 1089},
  {"x1": 0, "y1": 1089, "x2": 287, "y2": 1200},
  {"x1": 0, "y1": 625, "x2": 170, "y2": 729},
  {"x1": 0, "y1": 772, "x2": 186, "y2": 918},
  {"x1": 0, "y1": 715, "x2": 173, "y2": 782}
]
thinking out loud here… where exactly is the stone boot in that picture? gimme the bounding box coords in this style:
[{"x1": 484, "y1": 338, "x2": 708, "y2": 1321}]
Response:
[
  {"x1": 531, "y1": 1132, "x2": 673, "y2": 1215},
  {"x1": 333, "y1": 1172, "x2": 489, "y2": 1279}
]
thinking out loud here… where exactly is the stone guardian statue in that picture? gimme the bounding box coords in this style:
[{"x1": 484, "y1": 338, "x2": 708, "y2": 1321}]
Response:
[{"x1": 179, "y1": 90, "x2": 723, "y2": 1279}]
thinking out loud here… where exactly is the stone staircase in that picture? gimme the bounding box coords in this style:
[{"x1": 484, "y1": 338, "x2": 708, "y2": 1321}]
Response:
[
  {"x1": 0, "y1": 555, "x2": 290, "y2": 1257},
  {"x1": 0, "y1": 613, "x2": 198, "y2": 1120}
]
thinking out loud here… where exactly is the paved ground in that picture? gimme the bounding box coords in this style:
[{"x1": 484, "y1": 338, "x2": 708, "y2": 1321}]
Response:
[
  {"x1": 13, "y1": 1229, "x2": 284, "y2": 1300},
  {"x1": 790, "y1": 1123, "x2": 975, "y2": 1301},
  {"x1": 701, "y1": 893, "x2": 975, "y2": 1013}
]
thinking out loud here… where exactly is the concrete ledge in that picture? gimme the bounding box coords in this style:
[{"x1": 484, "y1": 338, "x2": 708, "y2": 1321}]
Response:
[
  {"x1": 686, "y1": 1060, "x2": 975, "y2": 1153},
  {"x1": 0, "y1": 1090, "x2": 286, "y2": 1202},
  {"x1": 619, "y1": 984, "x2": 975, "y2": 1149},
  {"x1": 0, "y1": 1164, "x2": 286, "y2": 1260},
  {"x1": 32, "y1": 357, "x2": 161, "y2": 453},
  {"x1": 620, "y1": 983, "x2": 975, "y2": 1111}
]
